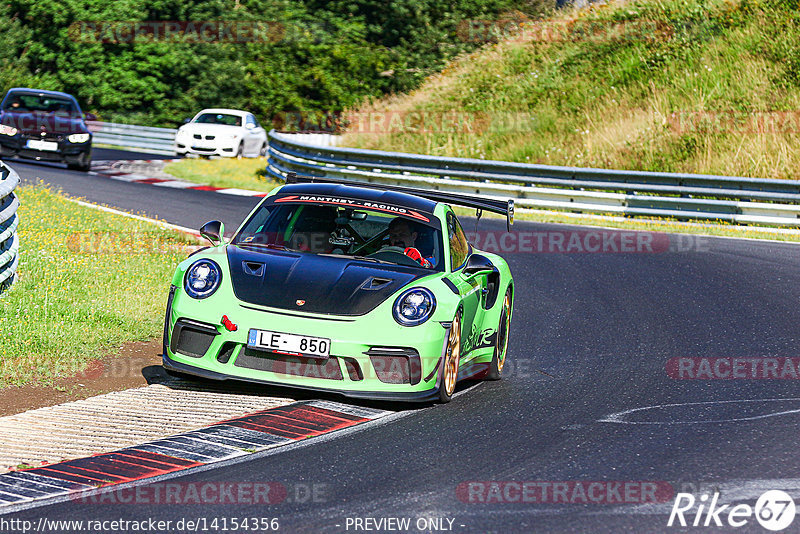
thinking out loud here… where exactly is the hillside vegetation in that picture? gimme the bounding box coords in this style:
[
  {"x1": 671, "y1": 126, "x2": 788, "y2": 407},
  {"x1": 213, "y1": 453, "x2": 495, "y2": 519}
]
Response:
[
  {"x1": 342, "y1": 0, "x2": 800, "y2": 180},
  {"x1": 0, "y1": 0, "x2": 552, "y2": 126}
]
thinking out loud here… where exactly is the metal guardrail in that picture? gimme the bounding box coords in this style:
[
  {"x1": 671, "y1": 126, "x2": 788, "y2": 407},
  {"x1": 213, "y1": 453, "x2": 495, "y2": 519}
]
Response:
[
  {"x1": 0, "y1": 161, "x2": 20, "y2": 296},
  {"x1": 267, "y1": 130, "x2": 800, "y2": 227},
  {"x1": 87, "y1": 121, "x2": 177, "y2": 156}
]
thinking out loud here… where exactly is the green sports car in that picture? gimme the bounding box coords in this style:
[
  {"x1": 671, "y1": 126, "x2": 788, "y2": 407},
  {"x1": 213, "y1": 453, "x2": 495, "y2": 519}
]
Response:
[{"x1": 162, "y1": 175, "x2": 514, "y2": 402}]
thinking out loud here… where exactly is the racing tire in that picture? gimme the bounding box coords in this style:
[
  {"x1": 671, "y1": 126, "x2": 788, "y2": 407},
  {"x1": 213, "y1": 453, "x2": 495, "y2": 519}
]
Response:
[
  {"x1": 67, "y1": 153, "x2": 91, "y2": 172},
  {"x1": 486, "y1": 288, "x2": 512, "y2": 380},
  {"x1": 439, "y1": 310, "x2": 462, "y2": 403},
  {"x1": 236, "y1": 142, "x2": 244, "y2": 158},
  {"x1": 67, "y1": 162, "x2": 90, "y2": 172},
  {"x1": 260, "y1": 143, "x2": 267, "y2": 157}
]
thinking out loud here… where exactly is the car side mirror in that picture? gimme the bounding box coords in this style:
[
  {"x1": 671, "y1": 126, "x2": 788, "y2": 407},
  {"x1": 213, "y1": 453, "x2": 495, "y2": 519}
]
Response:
[
  {"x1": 462, "y1": 254, "x2": 495, "y2": 278},
  {"x1": 245, "y1": 122, "x2": 255, "y2": 129},
  {"x1": 183, "y1": 117, "x2": 192, "y2": 124},
  {"x1": 200, "y1": 220, "x2": 225, "y2": 247},
  {"x1": 84, "y1": 112, "x2": 98, "y2": 121}
]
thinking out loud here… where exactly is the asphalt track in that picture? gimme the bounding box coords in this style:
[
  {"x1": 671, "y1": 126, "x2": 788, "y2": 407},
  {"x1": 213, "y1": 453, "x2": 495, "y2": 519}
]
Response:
[{"x1": 5, "y1": 149, "x2": 800, "y2": 533}]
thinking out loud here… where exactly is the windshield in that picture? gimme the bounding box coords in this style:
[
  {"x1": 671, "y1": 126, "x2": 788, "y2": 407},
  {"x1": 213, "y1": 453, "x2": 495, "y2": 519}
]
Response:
[
  {"x1": 194, "y1": 113, "x2": 242, "y2": 126},
  {"x1": 2, "y1": 93, "x2": 77, "y2": 114},
  {"x1": 233, "y1": 202, "x2": 444, "y2": 271}
]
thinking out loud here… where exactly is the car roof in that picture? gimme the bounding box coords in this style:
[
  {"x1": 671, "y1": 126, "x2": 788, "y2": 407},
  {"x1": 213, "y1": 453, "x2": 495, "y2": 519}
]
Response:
[
  {"x1": 277, "y1": 183, "x2": 439, "y2": 214},
  {"x1": 195, "y1": 108, "x2": 249, "y2": 117},
  {"x1": 6, "y1": 88, "x2": 78, "y2": 100}
]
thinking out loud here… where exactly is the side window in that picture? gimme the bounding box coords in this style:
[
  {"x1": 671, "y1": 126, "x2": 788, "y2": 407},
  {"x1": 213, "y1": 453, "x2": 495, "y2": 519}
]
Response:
[
  {"x1": 246, "y1": 114, "x2": 257, "y2": 128},
  {"x1": 447, "y1": 211, "x2": 469, "y2": 271}
]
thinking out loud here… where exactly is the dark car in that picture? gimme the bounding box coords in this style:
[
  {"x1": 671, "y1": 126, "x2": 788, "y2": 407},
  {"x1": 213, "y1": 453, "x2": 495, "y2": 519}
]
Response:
[{"x1": 0, "y1": 88, "x2": 94, "y2": 171}]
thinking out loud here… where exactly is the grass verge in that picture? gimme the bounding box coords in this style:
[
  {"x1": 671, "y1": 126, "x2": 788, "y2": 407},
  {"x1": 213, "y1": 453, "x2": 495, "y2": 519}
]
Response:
[
  {"x1": 163, "y1": 157, "x2": 281, "y2": 191},
  {"x1": 0, "y1": 184, "x2": 195, "y2": 387}
]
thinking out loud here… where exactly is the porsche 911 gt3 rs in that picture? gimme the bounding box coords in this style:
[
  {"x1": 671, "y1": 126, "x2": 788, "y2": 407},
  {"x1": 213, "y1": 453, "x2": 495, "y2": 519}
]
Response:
[{"x1": 162, "y1": 174, "x2": 514, "y2": 402}]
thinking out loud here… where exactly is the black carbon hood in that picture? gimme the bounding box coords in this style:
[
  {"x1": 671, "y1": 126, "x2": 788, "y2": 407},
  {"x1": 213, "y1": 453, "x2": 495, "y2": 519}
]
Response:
[{"x1": 226, "y1": 245, "x2": 430, "y2": 316}]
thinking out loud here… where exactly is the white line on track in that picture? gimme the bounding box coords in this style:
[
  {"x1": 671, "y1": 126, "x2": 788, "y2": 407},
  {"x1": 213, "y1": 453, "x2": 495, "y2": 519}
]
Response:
[{"x1": 598, "y1": 398, "x2": 800, "y2": 424}]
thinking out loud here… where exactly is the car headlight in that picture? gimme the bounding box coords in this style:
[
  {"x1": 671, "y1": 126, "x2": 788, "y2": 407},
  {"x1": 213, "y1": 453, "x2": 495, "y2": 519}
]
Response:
[
  {"x1": 393, "y1": 287, "x2": 436, "y2": 326},
  {"x1": 0, "y1": 125, "x2": 18, "y2": 136},
  {"x1": 67, "y1": 133, "x2": 90, "y2": 143},
  {"x1": 184, "y1": 259, "x2": 222, "y2": 299}
]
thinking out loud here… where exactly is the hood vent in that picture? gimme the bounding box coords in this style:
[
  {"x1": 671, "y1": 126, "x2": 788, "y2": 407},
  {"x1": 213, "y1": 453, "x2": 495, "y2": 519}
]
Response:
[
  {"x1": 242, "y1": 261, "x2": 265, "y2": 277},
  {"x1": 361, "y1": 277, "x2": 393, "y2": 291}
]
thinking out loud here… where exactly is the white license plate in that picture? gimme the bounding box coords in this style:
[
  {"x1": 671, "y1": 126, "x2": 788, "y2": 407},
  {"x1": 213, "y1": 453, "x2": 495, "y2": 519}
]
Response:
[
  {"x1": 247, "y1": 329, "x2": 330, "y2": 358},
  {"x1": 26, "y1": 139, "x2": 58, "y2": 151}
]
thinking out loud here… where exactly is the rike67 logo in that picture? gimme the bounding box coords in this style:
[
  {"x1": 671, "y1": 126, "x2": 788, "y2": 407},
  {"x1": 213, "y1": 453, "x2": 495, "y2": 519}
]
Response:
[{"x1": 668, "y1": 490, "x2": 796, "y2": 531}]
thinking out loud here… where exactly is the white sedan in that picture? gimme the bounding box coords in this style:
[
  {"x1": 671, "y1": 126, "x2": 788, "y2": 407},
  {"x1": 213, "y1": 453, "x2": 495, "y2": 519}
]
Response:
[{"x1": 174, "y1": 108, "x2": 268, "y2": 158}]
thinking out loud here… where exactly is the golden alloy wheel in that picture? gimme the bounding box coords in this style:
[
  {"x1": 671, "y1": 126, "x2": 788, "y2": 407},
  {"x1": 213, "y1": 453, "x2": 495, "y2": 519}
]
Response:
[
  {"x1": 497, "y1": 292, "x2": 511, "y2": 372},
  {"x1": 443, "y1": 314, "x2": 461, "y2": 396}
]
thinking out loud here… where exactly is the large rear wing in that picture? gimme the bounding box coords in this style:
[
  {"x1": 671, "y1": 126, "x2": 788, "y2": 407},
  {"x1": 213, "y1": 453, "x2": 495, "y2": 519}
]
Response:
[{"x1": 284, "y1": 172, "x2": 515, "y2": 231}]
